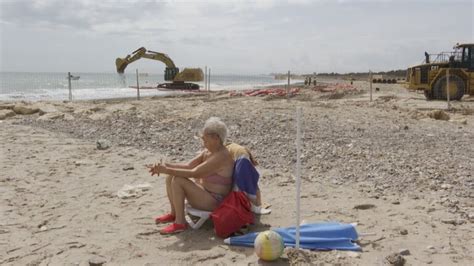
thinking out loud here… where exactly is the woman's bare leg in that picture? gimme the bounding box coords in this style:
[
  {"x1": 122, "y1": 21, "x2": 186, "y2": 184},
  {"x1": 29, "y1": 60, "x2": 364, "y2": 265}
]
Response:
[
  {"x1": 247, "y1": 189, "x2": 262, "y2": 206},
  {"x1": 165, "y1": 175, "x2": 175, "y2": 215},
  {"x1": 170, "y1": 177, "x2": 218, "y2": 224},
  {"x1": 256, "y1": 189, "x2": 262, "y2": 206}
]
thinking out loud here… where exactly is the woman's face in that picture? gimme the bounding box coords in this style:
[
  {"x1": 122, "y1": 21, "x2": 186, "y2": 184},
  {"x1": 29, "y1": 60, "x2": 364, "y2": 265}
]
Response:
[{"x1": 200, "y1": 130, "x2": 219, "y2": 149}]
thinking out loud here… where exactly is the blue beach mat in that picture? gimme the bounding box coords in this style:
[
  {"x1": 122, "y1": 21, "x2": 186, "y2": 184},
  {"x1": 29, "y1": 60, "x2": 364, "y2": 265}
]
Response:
[{"x1": 224, "y1": 222, "x2": 361, "y2": 251}]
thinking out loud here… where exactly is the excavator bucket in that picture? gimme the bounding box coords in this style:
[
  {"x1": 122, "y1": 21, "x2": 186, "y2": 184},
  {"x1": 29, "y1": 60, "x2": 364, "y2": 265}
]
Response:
[{"x1": 116, "y1": 58, "x2": 128, "y2": 73}]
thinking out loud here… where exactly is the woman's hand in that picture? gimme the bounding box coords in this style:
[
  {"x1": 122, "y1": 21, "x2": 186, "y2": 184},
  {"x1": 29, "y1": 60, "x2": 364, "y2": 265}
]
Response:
[
  {"x1": 146, "y1": 159, "x2": 168, "y2": 176},
  {"x1": 153, "y1": 163, "x2": 167, "y2": 175},
  {"x1": 146, "y1": 164, "x2": 158, "y2": 176},
  {"x1": 146, "y1": 160, "x2": 166, "y2": 176}
]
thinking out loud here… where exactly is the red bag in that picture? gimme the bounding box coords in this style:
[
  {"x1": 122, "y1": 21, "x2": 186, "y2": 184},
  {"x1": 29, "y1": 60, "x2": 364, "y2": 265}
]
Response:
[{"x1": 211, "y1": 191, "x2": 254, "y2": 238}]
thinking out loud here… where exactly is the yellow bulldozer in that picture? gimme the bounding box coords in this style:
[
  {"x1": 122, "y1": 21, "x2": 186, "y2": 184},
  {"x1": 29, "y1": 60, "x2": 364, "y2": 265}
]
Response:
[
  {"x1": 406, "y1": 43, "x2": 474, "y2": 100},
  {"x1": 116, "y1": 47, "x2": 204, "y2": 90}
]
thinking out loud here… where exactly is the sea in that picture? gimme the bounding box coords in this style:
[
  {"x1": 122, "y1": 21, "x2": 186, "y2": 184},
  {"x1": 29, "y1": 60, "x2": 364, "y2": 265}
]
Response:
[{"x1": 0, "y1": 72, "x2": 296, "y2": 102}]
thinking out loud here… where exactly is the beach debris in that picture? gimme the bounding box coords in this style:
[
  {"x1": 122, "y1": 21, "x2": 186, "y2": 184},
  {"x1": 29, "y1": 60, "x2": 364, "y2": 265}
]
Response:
[
  {"x1": 117, "y1": 183, "x2": 152, "y2": 199},
  {"x1": 34, "y1": 225, "x2": 67, "y2": 234},
  {"x1": 0, "y1": 109, "x2": 15, "y2": 120},
  {"x1": 88, "y1": 256, "x2": 107, "y2": 266},
  {"x1": 353, "y1": 204, "x2": 376, "y2": 210},
  {"x1": 122, "y1": 165, "x2": 134, "y2": 171},
  {"x1": 441, "y1": 218, "x2": 466, "y2": 225},
  {"x1": 428, "y1": 110, "x2": 450, "y2": 121},
  {"x1": 0, "y1": 103, "x2": 14, "y2": 110},
  {"x1": 96, "y1": 139, "x2": 111, "y2": 150},
  {"x1": 399, "y1": 249, "x2": 411, "y2": 256},
  {"x1": 399, "y1": 229, "x2": 408, "y2": 235},
  {"x1": 13, "y1": 104, "x2": 39, "y2": 115},
  {"x1": 229, "y1": 87, "x2": 300, "y2": 97},
  {"x1": 36, "y1": 104, "x2": 59, "y2": 115},
  {"x1": 37, "y1": 112, "x2": 64, "y2": 121},
  {"x1": 425, "y1": 245, "x2": 437, "y2": 254},
  {"x1": 74, "y1": 160, "x2": 92, "y2": 166},
  {"x1": 468, "y1": 212, "x2": 474, "y2": 221},
  {"x1": 440, "y1": 183, "x2": 453, "y2": 190},
  {"x1": 450, "y1": 118, "x2": 467, "y2": 125},
  {"x1": 385, "y1": 252, "x2": 406, "y2": 265},
  {"x1": 407, "y1": 109, "x2": 427, "y2": 120},
  {"x1": 37, "y1": 220, "x2": 48, "y2": 228},
  {"x1": 377, "y1": 95, "x2": 398, "y2": 102}
]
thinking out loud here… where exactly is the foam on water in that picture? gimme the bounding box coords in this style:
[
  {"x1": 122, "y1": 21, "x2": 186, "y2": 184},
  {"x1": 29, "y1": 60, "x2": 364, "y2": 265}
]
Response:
[
  {"x1": 0, "y1": 72, "x2": 299, "y2": 101},
  {"x1": 0, "y1": 87, "x2": 177, "y2": 101}
]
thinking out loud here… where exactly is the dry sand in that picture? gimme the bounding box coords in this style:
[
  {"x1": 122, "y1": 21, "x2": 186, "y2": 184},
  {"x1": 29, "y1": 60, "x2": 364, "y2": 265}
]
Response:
[{"x1": 1, "y1": 80, "x2": 473, "y2": 265}]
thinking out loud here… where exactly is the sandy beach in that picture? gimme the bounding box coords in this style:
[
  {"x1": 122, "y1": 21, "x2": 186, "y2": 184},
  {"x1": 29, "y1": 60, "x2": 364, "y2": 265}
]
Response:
[{"x1": 1, "y1": 80, "x2": 473, "y2": 265}]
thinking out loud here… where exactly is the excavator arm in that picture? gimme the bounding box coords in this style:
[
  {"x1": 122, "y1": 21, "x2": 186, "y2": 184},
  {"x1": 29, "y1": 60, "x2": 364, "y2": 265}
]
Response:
[
  {"x1": 115, "y1": 47, "x2": 204, "y2": 89},
  {"x1": 115, "y1": 47, "x2": 179, "y2": 81}
]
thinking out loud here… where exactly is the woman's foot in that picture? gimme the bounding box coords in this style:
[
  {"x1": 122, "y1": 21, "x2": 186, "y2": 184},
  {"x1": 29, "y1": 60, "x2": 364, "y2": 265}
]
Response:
[
  {"x1": 155, "y1": 213, "x2": 175, "y2": 224},
  {"x1": 160, "y1": 223, "x2": 187, "y2": 235},
  {"x1": 251, "y1": 203, "x2": 271, "y2": 215}
]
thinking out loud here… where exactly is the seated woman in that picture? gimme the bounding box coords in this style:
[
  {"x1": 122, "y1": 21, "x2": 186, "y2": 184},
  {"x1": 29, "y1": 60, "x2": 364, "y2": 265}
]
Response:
[{"x1": 147, "y1": 117, "x2": 234, "y2": 235}]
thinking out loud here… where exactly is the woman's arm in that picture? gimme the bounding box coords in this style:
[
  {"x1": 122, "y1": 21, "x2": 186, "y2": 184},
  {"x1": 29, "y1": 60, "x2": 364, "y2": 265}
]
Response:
[
  {"x1": 160, "y1": 151, "x2": 205, "y2": 169},
  {"x1": 156, "y1": 152, "x2": 225, "y2": 178}
]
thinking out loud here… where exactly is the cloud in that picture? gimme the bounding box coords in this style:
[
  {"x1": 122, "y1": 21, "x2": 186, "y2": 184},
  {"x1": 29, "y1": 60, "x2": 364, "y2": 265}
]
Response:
[
  {"x1": 0, "y1": 0, "x2": 472, "y2": 73},
  {"x1": 0, "y1": 0, "x2": 168, "y2": 32}
]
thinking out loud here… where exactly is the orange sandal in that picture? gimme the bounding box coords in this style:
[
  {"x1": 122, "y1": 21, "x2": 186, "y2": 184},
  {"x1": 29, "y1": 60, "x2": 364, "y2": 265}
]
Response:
[
  {"x1": 160, "y1": 223, "x2": 187, "y2": 235},
  {"x1": 155, "y1": 213, "x2": 175, "y2": 224}
]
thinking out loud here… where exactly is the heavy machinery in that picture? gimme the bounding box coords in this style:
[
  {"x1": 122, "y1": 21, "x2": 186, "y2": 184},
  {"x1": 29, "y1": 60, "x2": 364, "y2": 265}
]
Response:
[
  {"x1": 406, "y1": 43, "x2": 474, "y2": 100},
  {"x1": 115, "y1": 47, "x2": 204, "y2": 90}
]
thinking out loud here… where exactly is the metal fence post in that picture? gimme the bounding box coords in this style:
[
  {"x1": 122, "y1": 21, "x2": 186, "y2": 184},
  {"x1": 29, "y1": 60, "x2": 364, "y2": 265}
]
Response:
[
  {"x1": 136, "y1": 69, "x2": 140, "y2": 100},
  {"x1": 208, "y1": 68, "x2": 211, "y2": 92},
  {"x1": 287, "y1": 70, "x2": 290, "y2": 100},
  {"x1": 204, "y1": 66, "x2": 207, "y2": 91},
  {"x1": 295, "y1": 106, "x2": 302, "y2": 249},
  {"x1": 68, "y1": 72, "x2": 72, "y2": 101},
  {"x1": 446, "y1": 68, "x2": 450, "y2": 110},
  {"x1": 369, "y1": 70, "x2": 373, "y2": 102}
]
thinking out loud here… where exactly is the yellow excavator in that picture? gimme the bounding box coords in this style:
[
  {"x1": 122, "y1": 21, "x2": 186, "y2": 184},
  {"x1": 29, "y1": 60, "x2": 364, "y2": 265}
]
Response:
[{"x1": 115, "y1": 47, "x2": 204, "y2": 90}]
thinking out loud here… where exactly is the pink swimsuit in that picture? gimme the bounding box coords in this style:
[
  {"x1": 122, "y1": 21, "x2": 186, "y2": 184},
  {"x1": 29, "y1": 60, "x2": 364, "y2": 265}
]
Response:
[{"x1": 203, "y1": 173, "x2": 232, "y2": 203}]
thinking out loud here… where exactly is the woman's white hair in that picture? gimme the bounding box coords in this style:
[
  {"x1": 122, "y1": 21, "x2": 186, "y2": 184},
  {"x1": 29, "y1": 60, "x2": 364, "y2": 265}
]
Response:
[{"x1": 203, "y1": 117, "x2": 227, "y2": 144}]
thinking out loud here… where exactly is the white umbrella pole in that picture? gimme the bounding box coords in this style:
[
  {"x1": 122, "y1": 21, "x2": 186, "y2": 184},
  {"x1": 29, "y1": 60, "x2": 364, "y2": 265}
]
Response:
[{"x1": 295, "y1": 107, "x2": 302, "y2": 249}]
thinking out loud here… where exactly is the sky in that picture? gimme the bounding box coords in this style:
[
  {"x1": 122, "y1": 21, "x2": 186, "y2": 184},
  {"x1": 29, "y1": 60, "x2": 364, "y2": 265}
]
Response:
[{"x1": 0, "y1": 0, "x2": 473, "y2": 74}]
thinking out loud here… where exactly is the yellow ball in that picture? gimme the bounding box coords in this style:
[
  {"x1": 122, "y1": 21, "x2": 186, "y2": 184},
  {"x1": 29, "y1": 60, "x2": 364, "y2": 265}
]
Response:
[{"x1": 254, "y1": 230, "x2": 284, "y2": 261}]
